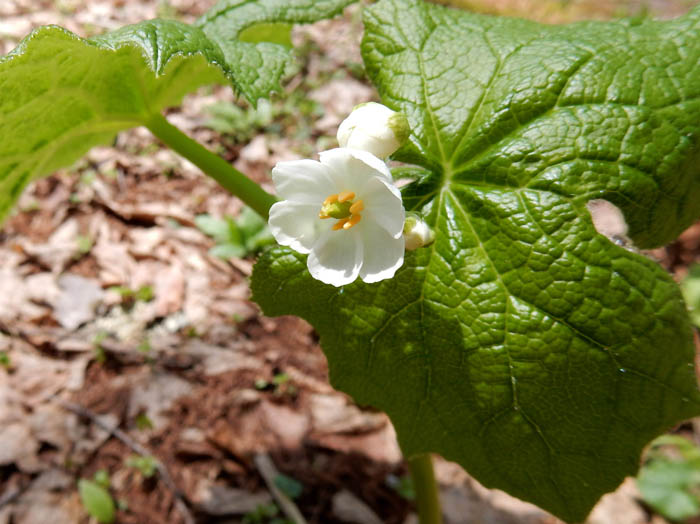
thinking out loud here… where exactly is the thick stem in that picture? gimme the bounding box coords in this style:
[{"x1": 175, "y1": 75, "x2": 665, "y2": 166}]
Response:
[
  {"x1": 145, "y1": 113, "x2": 277, "y2": 220},
  {"x1": 408, "y1": 454, "x2": 443, "y2": 524}
]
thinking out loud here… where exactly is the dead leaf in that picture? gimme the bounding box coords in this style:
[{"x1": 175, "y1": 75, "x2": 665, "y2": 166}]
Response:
[
  {"x1": 310, "y1": 393, "x2": 386, "y2": 434},
  {"x1": 182, "y1": 339, "x2": 263, "y2": 376},
  {"x1": 29, "y1": 403, "x2": 80, "y2": 452},
  {"x1": 332, "y1": 490, "x2": 384, "y2": 524},
  {"x1": 54, "y1": 273, "x2": 104, "y2": 330},
  {"x1": 261, "y1": 401, "x2": 310, "y2": 449},
  {"x1": 194, "y1": 483, "x2": 273, "y2": 516},
  {"x1": 20, "y1": 218, "x2": 81, "y2": 272},
  {"x1": 0, "y1": 271, "x2": 46, "y2": 323},
  {"x1": 310, "y1": 423, "x2": 403, "y2": 464},
  {"x1": 239, "y1": 135, "x2": 270, "y2": 164},
  {"x1": 587, "y1": 478, "x2": 647, "y2": 524},
  {"x1": 127, "y1": 369, "x2": 194, "y2": 431},
  {"x1": 93, "y1": 220, "x2": 136, "y2": 286},
  {"x1": 309, "y1": 78, "x2": 374, "y2": 134},
  {"x1": 0, "y1": 422, "x2": 42, "y2": 472},
  {"x1": 7, "y1": 346, "x2": 90, "y2": 403},
  {"x1": 6, "y1": 470, "x2": 84, "y2": 524}
]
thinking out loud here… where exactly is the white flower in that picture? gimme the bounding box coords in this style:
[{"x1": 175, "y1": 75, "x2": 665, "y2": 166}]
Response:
[
  {"x1": 403, "y1": 213, "x2": 435, "y2": 250},
  {"x1": 268, "y1": 148, "x2": 405, "y2": 287},
  {"x1": 337, "y1": 102, "x2": 410, "y2": 158}
]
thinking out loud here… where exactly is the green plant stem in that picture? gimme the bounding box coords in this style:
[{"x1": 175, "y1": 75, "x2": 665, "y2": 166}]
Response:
[
  {"x1": 408, "y1": 453, "x2": 443, "y2": 524},
  {"x1": 145, "y1": 113, "x2": 277, "y2": 220}
]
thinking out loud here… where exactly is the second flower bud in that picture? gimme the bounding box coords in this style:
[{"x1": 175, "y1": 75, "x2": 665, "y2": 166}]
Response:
[{"x1": 337, "y1": 102, "x2": 410, "y2": 158}]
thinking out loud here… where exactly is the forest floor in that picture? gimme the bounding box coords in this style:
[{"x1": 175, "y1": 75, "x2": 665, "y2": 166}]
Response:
[{"x1": 1, "y1": 1, "x2": 700, "y2": 523}]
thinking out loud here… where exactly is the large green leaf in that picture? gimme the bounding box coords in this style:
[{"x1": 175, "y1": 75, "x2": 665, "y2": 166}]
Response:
[
  {"x1": 252, "y1": 1, "x2": 700, "y2": 521},
  {"x1": 197, "y1": 0, "x2": 357, "y2": 102},
  {"x1": 0, "y1": 20, "x2": 229, "y2": 223},
  {"x1": 0, "y1": 0, "x2": 354, "y2": 225}
]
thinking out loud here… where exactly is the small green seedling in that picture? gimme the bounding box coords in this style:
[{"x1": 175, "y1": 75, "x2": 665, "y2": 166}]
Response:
[
  {"x1": 93, "y1": 469, "x2": 111, "y2": 488},
  {"x1": 0, "y1": 351, "x2": 11, "y2": 370},
  {"x1": 134, "y1": 413, "x2": 154, "y2": 431},
  {"x1": 254, "y1": 372, "x2": 297, "y2": 397},
  {"x1": 108, "y1": 285, "x2": 155, "y2": 304},
  {"x1": 92, "y1": 331, "x2": 109, "y2": 364},
  {"x1": 206, "y1": 99, "x2": 276, "y2": 143},
  {"x1": 75, "y1": 234, "x2": 94, "y2": 257},
  {"x1": 243, "y1": 502, "x2": 293, "y2": 524},
  {"x1": 195, "y1": 206, "x2": 274, "y2": 259},
  {"x1": 126, "y1": 455, "x2": 158, "y2": 479},
  {"x1": 273, "y1": 473, "x2": 304, "y2": 499},
  {"x1": 78, "y1": 471, "x2": 116, "y2": 524},
  {"x1": 386, "y1": 473, "x2": 415, "y2": 501},
  {"x1": 637, "y1": 435, "x2": 700, "y2": 521}
]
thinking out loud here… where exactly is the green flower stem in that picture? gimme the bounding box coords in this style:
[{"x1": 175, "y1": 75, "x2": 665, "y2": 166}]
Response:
[
  {"x1": 145, "y1": 113, "x2": 277, "y2": 220},
  {"x1": 408, "y1": 453, "x2": 443, "y2": 524}
]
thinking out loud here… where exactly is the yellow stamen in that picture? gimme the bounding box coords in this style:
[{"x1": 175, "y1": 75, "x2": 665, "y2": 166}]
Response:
[
  {"x1": 349, "y1": 200, "x2": 364, "y2": 214},
  {"x1": 338, "y1": 191, "x2": 355, "y2": 203},
  {"x1": 343, "y1": 214, "x2": 362, "y2": 229},
  {"x1": 332, "y1": 218, "x2": 349, "y2": 230},
  {"x1": 319, "y1": 211, "x2": 331, "y2": 219},
  {"x1": 323, "y1": 194, "x2": 338, "y2": 206}
]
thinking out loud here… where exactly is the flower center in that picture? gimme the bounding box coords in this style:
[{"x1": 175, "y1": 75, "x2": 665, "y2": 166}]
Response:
[{"x1": 318, "y1": 191, "x2": 364, "y2": 230}]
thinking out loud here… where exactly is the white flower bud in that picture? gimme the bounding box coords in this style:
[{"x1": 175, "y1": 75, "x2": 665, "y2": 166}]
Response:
[
  {"x1": 337, "y1": 102, "x2": 410, "y2": 158},
  {"x1": 403, "y1": 213, "x2": 435, "y2": 250}
]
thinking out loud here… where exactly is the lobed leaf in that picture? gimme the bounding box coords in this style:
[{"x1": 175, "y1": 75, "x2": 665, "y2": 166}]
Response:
[
  {"x1": 0, "y1": 0, "x2": 355, "y2": 225},
  {"x1": 253, "y1": 1, "x2": 700, "y2": 520},
  {"x1": 197, "y1": 0, "x2": 357, "y2": 102},
  {"x1": 0, "y1": 20, "x2": 229, "y2": 224}
]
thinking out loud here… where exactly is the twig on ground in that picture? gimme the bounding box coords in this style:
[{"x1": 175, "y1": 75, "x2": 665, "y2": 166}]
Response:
[
  {"x1": 58, "y1": 399, "x2": 195, "y2": 524},
  {"x1": 0, "y1": 481, "x2": 30, "y2": 511},
  {"x1": 253, "y1": 453, "x2": 308, "y2": 524}
]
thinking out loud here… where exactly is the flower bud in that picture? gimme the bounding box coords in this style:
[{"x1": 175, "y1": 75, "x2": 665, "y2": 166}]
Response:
[
  {"x1": 403, "y1": 213, "x2": 435, "y2": 250},
  {"x1": 337, "y1": 102, "x2": 410, "y2": 158}
]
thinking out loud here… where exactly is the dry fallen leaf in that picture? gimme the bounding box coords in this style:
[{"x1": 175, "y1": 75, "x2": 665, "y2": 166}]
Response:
[{"x1": 54, "y1": 273, "x2": 104, "y2": 330}]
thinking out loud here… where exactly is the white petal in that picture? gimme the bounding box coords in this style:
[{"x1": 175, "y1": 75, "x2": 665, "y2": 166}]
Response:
[
  {"x1": 319, "y1": 148, "x2": 393, "y2": 192},
  {"x1": 358, "y1": 175, "x2": 405, "y2": 238},
  {"x1": 307, "y1": 229, "x2": 363, "y2": 287},
  {"x1": 358, "y1": 221, "x2": 405, "y2": 283},
  {"x1": 336, "y1": 103, "x2": 405, "y2": 158},
  {"x1": 345, "y1": 133, "x2": 400, "y2": 159},
  {"x1": 268, "y1": 201, "x2": 324, "y2": 254},
  {"x1": 336, "y1": 115, "x2": 355, "y2": 149},
  {"x1": 272, "y1": 159, "x2": 337, "y2": 204}
]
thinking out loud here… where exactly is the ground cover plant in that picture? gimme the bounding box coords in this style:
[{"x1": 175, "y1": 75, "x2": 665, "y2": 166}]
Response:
[{"x1": 2, "y1": 0, "x2": 700, "y2": 522}]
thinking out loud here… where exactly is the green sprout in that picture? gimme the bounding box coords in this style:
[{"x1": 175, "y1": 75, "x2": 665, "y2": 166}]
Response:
[
  {"x1": 126, "y1": 455, "x2": 158, "y2": 479},
  {"x1": 195, "y1": 206, "x2": 274, "y2": 259}
]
